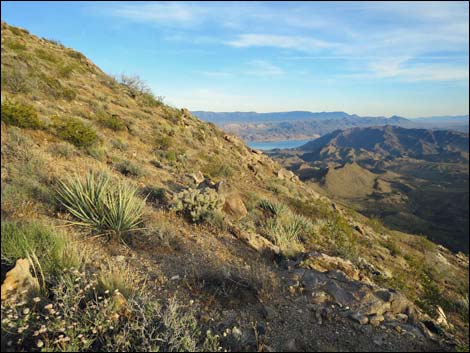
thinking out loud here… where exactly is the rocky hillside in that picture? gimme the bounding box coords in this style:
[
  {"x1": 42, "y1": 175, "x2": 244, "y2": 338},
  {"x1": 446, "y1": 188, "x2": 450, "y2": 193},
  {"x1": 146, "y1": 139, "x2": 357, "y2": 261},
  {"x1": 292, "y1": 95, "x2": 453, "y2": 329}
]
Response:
[
  {"x1": 299, "y1": 125, "x2": 469, "y2": 163},
  {"x1": 1, "y1": 22, "x2": 469, "y2": 352}
]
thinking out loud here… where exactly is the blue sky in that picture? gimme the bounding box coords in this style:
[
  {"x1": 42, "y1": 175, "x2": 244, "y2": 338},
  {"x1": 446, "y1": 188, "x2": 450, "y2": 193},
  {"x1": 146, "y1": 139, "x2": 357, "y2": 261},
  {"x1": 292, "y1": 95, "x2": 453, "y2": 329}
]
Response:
[{"x1": 2, "y1": 1, "x2": 469, "y2": 117}]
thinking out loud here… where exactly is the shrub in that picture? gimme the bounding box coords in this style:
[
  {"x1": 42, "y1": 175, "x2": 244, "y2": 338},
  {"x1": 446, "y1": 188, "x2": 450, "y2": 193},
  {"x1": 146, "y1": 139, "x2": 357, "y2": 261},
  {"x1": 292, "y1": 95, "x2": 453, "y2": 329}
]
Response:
[
  {"x1": 171, "y1": 188, "x2": 224, "y2": 223},
  {"x1": 1, "y1": 99, "x2": 43, "y2": 129},
  {"x1": 0, "y1": 270, "x2": 220, "y2": 352},
  {"x1": 56, "y1": 172, "x2": 146, "y2": 237},
  {"x1": 1, "y1": 69, "x2": 33, "y2": 93},
  {"x1": 62, "y1": 87, "x2": 77, "y2": 101},
  {"x1": 154, "y1": 135, "x2": 173, "y2": 150},
  {"x1": 114, "y1": 160, "x2": 143, "y2": 177},
  {"x1": 202, "y1": 159, "x2": 233, "y2": 179},
  {"x1": 259, "y1": 200, "x2": 312, "y2": 256},
  {"x1": 52, "y1": 116, "x2": 98, "y2": 148},
  {"x1": 321, "y1": 216, "x2": 358, "y2": 260},
  {"x1": 35, "y1": 48, "x2": 59, "y2": 63},
  {"x1": 96, "y1": 111, "x2": 126, "y2": 131},
  {"x1": 48, "y1": 141, "x2": 77, "y2": 158},
  {"x1": 111, "y1": 138, "x2": 129, "y2": 151},
  {"x1": 67, "y1": 49, "x2": 86, "y2": 61},
  {"x1": 1, "y1": 221, "x2": 79, "y2": 275},
  {"x1": 259, "y1": 199, "x2": 289, "y2": 218},
  {"x1": 4, "y1": 39, "x2": 26, "y2": 51}
]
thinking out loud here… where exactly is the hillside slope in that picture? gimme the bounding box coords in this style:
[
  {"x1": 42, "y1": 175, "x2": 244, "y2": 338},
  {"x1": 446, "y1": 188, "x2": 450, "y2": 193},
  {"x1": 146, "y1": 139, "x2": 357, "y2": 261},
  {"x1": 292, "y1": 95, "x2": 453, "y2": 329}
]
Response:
[{"x1": 1, "y1": 22, "x2": 469, "y2": 352}]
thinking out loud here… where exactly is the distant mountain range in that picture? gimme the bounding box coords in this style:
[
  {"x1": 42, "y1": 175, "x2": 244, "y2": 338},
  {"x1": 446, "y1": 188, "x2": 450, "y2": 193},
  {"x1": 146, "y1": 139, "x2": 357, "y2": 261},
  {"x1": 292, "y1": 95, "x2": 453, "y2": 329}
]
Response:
[
  {"x1": 267, "y1": 125, "x2": 469, "y2": 253},
  {"x1": 192, "y1": 111, "x2": 469, "y2": 142}
]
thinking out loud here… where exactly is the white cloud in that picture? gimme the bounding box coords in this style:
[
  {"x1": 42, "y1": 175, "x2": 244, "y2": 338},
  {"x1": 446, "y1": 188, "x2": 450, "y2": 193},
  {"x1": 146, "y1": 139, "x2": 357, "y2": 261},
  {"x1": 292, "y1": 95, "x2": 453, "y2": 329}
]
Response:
[
  {"x1": 226, "y1": 34, "x2": 335, "y2": 52},
  {"x1": 244, "y1": 60, "x2": 284, "y2": 76}
]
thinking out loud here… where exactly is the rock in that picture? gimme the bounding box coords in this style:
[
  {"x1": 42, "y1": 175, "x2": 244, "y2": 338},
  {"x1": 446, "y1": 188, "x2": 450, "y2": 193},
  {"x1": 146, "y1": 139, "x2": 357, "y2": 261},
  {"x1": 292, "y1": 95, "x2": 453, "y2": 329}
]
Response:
[
  {"x1": 190, "y1": 171, "x2": 205, "y2": 185},
  {"x1": 230, "y1": 226, "x2": 280, "y2": 255},
  {"x1": 374, "y1": 289, "x2": 393, "y2": 302},
  {"x1": 435, "y1": 305, "x2": 450, "y2": 329},
  {"x1": 304, "y1": 252, "x2": 361, "y2": 281},
  {"x1": 232, "y1": 326, "x2": 242, "y2": 340},
  {"x1": 110, "y1": 292, "x2": 131, "y2": 320},
  {"x1": 311, "y1": 291, "x2": 332, "y2": 305},
  {"x1": 354, "y1": 225, "x2": 365, "y2": 235},
  {"x1": 1, "y1": 259, "x2": 39, "y2": 303},
  {"x1": 369, "y1": 314, "x2": 385, "y2": 326},
  {"x1": 170, "y1": 275, "x2": 180, "y2": 281},
  {"x1": 384, "y1": 312, "x2": 396, "y2": 322},
  {"x1": 283, "y1": 339, "x2": 299, "y2": 352},
  {"x1": 396, "y1": 313, "x2": 408, "y2": 323},
  {"x1": 223, "y1": 192, "x2": 248, "y2": 220},
  {"x1": 350, "y1": 312, "x2": 369, "y2": 325},
  {"x1": 276, "y1": 168, "x2": 297, "y2": 181},
  {"x1": 261, "y1": 305, "x2": 278, "y2": 320}
]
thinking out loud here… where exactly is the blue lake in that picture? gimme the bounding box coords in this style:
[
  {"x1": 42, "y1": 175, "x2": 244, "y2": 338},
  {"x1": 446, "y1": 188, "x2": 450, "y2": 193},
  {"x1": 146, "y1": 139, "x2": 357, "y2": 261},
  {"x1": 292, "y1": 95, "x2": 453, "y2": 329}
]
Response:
[{"x1": 246, "y1": 139, "x2": 311, "y2": 150}]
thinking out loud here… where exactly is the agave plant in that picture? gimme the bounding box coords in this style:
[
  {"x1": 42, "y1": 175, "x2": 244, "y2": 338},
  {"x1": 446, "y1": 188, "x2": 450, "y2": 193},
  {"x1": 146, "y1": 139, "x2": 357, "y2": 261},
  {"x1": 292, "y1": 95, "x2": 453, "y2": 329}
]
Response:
[{"x1": 56, "y1": 172, "x2": 145, "y2": 237}]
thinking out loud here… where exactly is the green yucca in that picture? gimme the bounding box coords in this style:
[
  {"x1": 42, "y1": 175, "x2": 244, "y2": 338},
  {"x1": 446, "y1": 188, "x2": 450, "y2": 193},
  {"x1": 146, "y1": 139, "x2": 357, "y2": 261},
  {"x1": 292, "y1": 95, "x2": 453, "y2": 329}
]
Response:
[
  {"x1": 56, "y1": 172, "x2": 145, "y2": 237},
  {"x1": 258, "y1": 199, "x2": 288, "y2": 217}
]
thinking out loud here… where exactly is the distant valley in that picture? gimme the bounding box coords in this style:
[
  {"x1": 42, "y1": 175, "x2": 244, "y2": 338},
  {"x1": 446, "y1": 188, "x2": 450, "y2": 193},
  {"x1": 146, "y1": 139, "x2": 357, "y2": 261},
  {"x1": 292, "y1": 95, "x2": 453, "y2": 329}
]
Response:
[
  {"x1": 267, "y1": 126, "x2": 470, "y2": 253},
  {"x1": 193, "y1": 111, "x2": 469, "y2": 142}
]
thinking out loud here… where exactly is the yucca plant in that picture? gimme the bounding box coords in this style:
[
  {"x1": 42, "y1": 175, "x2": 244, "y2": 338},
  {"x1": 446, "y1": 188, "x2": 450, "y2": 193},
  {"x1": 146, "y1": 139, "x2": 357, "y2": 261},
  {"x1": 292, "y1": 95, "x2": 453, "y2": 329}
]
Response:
[
  {"x1": 258, "y1": 199, "x2": 288, "y2": 217},
  {"x1": 56, "y1": 172, "x2": 145, "y2": 238}
]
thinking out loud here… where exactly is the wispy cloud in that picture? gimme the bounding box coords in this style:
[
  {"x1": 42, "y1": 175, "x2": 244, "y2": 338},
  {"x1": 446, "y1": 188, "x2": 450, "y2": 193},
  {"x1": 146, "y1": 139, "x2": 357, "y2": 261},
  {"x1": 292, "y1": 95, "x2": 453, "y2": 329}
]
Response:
[
  {"x1": 244, "y1": 60, "x2": 285, "y2": 76},
  {"x1": 226, "y1": 34, "x2": 335, "y2": 52}
]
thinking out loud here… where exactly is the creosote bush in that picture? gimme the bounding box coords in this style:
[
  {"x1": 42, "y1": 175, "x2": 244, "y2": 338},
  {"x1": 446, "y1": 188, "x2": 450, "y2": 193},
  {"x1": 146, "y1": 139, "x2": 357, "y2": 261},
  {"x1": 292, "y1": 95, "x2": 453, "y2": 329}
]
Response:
[
  {"x1": 51, "y1": 116, "x2": 98, "y2": 148},
  {"x1": 1, "y1": 99, "x2": 43, "y2": 129},
  {"x1": 56, "y1": 172, "x2": 146, "y2": 237},
  {"x1": 96, "y1": 110, "x2": 126, "y2": 131},
  {"x1": 171, "y1": 188, "x2": 224, "y2": 223}
]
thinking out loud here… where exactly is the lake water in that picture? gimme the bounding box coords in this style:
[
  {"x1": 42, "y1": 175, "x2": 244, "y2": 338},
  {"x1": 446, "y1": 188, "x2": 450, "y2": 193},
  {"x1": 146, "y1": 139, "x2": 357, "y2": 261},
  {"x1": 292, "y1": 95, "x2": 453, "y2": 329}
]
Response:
[{"x1": 247, "y1": 139, "x2": 311, "y2": 150}]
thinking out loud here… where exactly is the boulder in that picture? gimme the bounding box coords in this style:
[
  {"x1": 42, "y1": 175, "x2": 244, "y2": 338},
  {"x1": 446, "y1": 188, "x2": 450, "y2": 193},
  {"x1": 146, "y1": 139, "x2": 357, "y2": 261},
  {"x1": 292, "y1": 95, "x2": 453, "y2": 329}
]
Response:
[
  {"x1": 230, "y1": 226, "x2": 280, "y2": 255},
  {"x1": 223, "y1": 193, "x2": 248, "y2": 220},
  {"x1": 1, "y1": 258, "x2": 39, "y2": 303},
  {"x1": 304, "y1": 252, "x2": 361, "y2": 281},
  {"x1": 277, "y1": 168, "x2": 295, "y2": 181}
]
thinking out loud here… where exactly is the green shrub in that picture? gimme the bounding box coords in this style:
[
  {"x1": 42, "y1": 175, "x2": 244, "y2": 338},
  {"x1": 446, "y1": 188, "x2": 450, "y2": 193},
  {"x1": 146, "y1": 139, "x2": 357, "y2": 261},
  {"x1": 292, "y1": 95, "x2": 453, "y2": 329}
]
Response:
[
  {"x1": 141, "y1": 185, "x2": 166, "y2": 204},
  {"x1": 67, "y1": 49, "x2": 86, "y2": 61},
  {"x1": 35, "y1": 48, "x2": 59, "y2": 63},
  {"x1": 202, "y1": 158, "x2": 233, "y2": 179},
  {"x1": 111, "y1": 138, "x2": 129, "y2": 151},
  {"x1": 383, "y1": 238, "x2": 402, "y2": 257},
  {"x1": 4, "y1": 39, "x2": 26, "y2": 51},
  {"x1": 48, "y1": 141, "x2": 77, "y2": 158},
  {"x1": 57, "y1": 64, "x2": 76, "y2": 78},
  {"x1": 1, "y1": 99, "x2": 43, "y2": 129},
  {"x1": 1, "y1": 221, "x2": 79, "y2": 275},
  {"x1": 9, "y1": 26, "x2": 28, "y2": 36},
  {"x1": 52, "y1": 116, "x2": 99, "y2": 148},
  {"x1": 56, "y1": 172, "x2": 146, "y2": 238},
  {"x1": 62, "y1": 87, "x2": 77, "y2": 101},
  {"x1": 154, "y1": 135, "x2": 173, "y2": 150},
  {"x1": 96, "y1": 111, "x2": 126, "y2": 131},
  {"x1": 258, "y1": 200, "x2": 312, "y2": 256},
  {"x1": 171, "y1": 188, "x2": 224, "y2": 223},
  {"x1": 114, "y1": 160, "x2": 143, "y2": 177},
  {"x1": 1, "y1": 69, "x2": 33, "y2": 93},
  {"x1": 321, "y1": 216, "x2": 358, "y2": 260}
]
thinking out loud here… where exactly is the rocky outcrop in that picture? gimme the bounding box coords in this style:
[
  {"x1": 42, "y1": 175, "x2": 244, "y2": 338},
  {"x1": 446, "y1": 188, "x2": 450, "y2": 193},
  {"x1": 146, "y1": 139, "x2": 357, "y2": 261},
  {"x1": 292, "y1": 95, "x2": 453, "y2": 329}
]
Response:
[
  {"x1": 223, "y1": 192, "x2": 248, "y2": 220},
  {"x1": 1, "y1": 258, "x2": 39, "y2": 304},
  {"x1": 230, "y1": 226, "x2": 280, "y2": 256}
]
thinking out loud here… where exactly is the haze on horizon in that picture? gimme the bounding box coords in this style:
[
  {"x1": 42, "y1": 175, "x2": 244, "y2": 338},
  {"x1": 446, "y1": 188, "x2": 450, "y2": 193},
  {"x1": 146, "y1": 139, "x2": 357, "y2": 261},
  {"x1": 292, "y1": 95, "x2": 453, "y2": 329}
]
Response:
[{"x1": 1, "y1": 1, "x2": 469, "y2": 118}]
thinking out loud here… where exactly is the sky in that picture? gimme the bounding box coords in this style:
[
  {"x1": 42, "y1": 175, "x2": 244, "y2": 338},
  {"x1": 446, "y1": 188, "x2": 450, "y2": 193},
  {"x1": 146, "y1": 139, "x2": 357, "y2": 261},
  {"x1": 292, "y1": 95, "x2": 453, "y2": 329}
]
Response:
[{"x1": 1, "y1": 1, "x2": 469, "y2": 117}]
